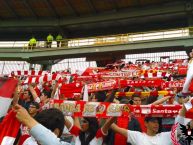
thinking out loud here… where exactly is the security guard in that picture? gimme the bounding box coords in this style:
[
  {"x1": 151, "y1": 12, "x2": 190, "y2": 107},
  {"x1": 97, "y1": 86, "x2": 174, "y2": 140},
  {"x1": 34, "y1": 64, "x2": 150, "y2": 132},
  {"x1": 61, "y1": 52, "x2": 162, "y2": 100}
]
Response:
[
  {"x1": 47, "y1": 33, "x2": 54, "y2": 48},
  {"x1": 56, "y1": 34, "x2": 62, "y2": 47},
  {"x1": 28, "y1": 37, "x2": 37, "y2": 50}
]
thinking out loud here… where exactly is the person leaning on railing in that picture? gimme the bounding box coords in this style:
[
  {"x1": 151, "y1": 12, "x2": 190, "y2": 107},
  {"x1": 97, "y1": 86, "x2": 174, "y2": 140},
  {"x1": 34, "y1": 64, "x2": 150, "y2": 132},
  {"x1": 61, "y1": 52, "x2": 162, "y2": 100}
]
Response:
[
  {"x1": 28, "y1": 37, "x2": 37, "y2": 50},
  {"x1": 47, "y1": 33, "x2": 54, "y2": 48},
  {"x1": 56, "y1": 34, "x2": 62, "y2": 47}
]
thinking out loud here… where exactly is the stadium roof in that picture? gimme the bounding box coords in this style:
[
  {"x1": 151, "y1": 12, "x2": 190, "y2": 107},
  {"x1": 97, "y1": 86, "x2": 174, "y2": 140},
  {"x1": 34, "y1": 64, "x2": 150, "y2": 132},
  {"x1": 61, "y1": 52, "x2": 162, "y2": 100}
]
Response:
[{"x1": 0, "y1": 0, "x2": 191, "y2": 40}]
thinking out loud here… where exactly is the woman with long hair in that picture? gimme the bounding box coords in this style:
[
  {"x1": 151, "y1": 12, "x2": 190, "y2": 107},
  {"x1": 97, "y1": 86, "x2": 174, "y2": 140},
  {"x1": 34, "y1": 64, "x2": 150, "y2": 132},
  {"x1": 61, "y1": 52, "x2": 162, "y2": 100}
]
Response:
[{"x1": 65, "y1": 117, "x2": 115, "y2": 145}]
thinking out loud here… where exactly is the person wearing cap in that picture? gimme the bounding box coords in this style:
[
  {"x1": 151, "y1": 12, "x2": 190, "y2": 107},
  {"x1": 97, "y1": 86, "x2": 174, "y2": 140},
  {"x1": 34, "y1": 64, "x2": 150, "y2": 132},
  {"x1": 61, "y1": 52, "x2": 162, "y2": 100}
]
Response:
[
  {"x1": 110, "y1": 94, "x2": 180, "y2": 145},
  {"x1": 110, "y1": 96, "x2": 193, "y2": 145},
  {"x1": 28, "y1": 102, "x2": 40, "y2": 118},
  {"x1": 131, "y1": 93, "x2": 174, "y2": 133},
  {"x1": 111, "y1": 116, "x2": 172, "y2": 145},
  {"x1": 175, "y1": 92, "x2": 189, "y2": 105},
  {"x1": 113, "y1": 98, "x2": 142, "y2": 145}
]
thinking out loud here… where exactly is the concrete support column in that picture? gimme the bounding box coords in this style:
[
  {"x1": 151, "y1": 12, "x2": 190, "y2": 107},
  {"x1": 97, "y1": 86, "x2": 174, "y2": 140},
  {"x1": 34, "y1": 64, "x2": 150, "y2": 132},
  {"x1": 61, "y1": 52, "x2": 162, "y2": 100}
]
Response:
[
  {"x1": 41, "y1": 64, "x2": 52, "y2": 71},
  {"x1": 29, "y1": 64, "x2": 35, "y2": 70}
]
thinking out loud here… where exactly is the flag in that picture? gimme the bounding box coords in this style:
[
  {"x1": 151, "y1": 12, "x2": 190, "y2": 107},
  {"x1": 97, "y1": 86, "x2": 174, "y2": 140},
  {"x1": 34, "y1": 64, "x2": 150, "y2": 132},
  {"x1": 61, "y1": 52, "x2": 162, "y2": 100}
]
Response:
[
  {"x1": 184, "y1": 98, "x2": 193, "y2": 111},
  {"x1": 83, "y1": 84, "x2": 88, "y2": 101},
  {"x1": 0, "y1": 111, "x2": 21, "y2": 145},
  {"x1": 0, "y1": 78, "x2": 18, "y2": 118},
  {"x1": 185, "y1": 98, "x2": 193, "y2": 119},
  {"x1": 53, "y1": 83, "x2": 62, "y2": 100}
]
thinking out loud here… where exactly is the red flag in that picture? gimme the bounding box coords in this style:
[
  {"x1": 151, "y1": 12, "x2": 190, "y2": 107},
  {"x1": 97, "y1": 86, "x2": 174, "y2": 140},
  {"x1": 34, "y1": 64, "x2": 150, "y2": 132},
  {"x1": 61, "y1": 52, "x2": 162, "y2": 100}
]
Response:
[
  {"x1": 0, "y1": 111, "x2": 21, "y2": 145},
  {"x1": 0, "y1": 78, "x2": 18, "y2": 117}
]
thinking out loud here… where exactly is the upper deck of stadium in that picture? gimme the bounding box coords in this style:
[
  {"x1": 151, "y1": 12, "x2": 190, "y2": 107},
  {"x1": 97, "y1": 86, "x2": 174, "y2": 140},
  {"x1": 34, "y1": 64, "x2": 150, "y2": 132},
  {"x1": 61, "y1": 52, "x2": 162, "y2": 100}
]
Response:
[
  {"x1": 0, "y1": 0, "x2": 192, "y2": 40},
  {"x1": 0, "y1": 0, "x2": 193, "y2": 69}
]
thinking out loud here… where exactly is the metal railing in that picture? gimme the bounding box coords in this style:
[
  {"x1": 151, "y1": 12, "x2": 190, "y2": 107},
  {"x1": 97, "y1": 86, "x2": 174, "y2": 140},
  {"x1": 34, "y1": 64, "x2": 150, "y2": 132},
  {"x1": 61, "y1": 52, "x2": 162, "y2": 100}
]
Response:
[
  {"x1": 0, "y1": 27, "x2": 191, "y2": 51},
  {"x1": 67, "y1": 28, "x2": 190, "y2": 48},
  {"x1": 0, "y1": 41, "x2": 27, "y2": 48}
]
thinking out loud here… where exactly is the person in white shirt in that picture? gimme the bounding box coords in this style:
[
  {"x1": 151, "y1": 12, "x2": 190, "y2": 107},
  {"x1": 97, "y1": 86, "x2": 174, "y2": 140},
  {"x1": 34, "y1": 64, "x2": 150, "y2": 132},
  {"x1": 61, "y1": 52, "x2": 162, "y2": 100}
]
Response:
[
  {"x1": 111, "y1": 103, "x2": 193, "y2": 145},
  {"x1": 111, "y1": 116, "x2": 172, "y2": 145},
  {"x1": 110, "y1": 98, "x2": 193, "y2": 145}
]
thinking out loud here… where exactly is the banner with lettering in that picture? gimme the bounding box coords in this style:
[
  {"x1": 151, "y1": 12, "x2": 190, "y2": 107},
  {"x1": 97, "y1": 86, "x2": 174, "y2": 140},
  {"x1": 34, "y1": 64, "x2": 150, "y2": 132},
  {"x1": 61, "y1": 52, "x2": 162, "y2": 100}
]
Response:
[
  {"x1": 50, "y1": 100, "x2": 183, "y2": 118},
  {"x1": 161, "y1": 80, "x2": 185, "y2": 89},
  {"x1": 60, "y1": 79, "x2": 184, "y2": 96}
]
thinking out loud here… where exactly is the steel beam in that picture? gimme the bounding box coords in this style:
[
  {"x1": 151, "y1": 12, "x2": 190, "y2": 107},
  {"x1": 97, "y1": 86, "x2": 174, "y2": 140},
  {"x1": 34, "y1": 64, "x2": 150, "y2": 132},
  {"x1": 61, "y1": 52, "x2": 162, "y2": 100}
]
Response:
[
  {"x1": 3, "y1": 1, "x2": 19, "y2": 18},
  {"x1": 45, "y1": 0, "x2": 60, "y2": 18},
  {"x1": 85, "y1": 0, "x2": 97, "y2": 14},
  {"x1": 22, "y1": 0, "x2": 38, "y2": 18},
  {"x1": 63, "y1": 0, "x2": 79, "y2": 16},
  {"x1": 0, "y1": 1, "x2": 187, "y2": 27},
  {"x1": 111, "y1": 0, "x2": 119, "y2": 11}
]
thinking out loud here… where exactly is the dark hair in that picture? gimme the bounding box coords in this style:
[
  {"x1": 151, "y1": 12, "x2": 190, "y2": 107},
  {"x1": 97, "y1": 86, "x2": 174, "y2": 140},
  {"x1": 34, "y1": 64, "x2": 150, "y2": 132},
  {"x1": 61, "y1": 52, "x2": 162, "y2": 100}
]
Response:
[
  {"x1": 144, "y1": 117, "x2": 159, "y2": 122},
  {"x1": 176, "y1": 92, "x2": 188, "y2": 98},
  {"x1": 95, "y1": 91, "x2": 106, "y2": 102},
  {"x1": 42, "y1": 90, "x2": 51, "y2": 98},
  {"x1": 124, "y1": 86, "x2": 131, "y2": 92},
  {"x1": 79, "y1": 117, "x2": 99, "y2": 145},
  {"x1": 24, "y1": 90, "x2": 33, "y2": 102},
  {"x1": 120, "y1": 98, "x2": 130, "y2": 104},
  {"x1": 29, "y1": 101, "x2": 40, "y2": 109},
  {"x1": 146, "y1": 96, "x2": 158, "y2": 104},
  {"x1": 0, "y1": 116, "x2": 4, "y2": 123},
  {"x1": 35, "y1": 108, "x2": 64, "y2": 137},
  {"x1": 131, "y1": 94, "x2": 141, "y2": 100},
  {"x1": 145, "y1": 117, "x2": 162, "y2": 133}
]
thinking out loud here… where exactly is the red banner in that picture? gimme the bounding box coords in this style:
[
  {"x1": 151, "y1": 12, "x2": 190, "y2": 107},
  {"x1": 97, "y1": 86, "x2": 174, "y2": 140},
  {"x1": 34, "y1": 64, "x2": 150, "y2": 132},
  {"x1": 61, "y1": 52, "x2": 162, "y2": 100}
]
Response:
[
  {"x1": 50, "y1": 100, "x2": 183, "y2": 118},
  {"x1": 161, "y1": 80, "x2": 185, "y2": 89},
  {"x1": 60, "y1": 79, "x2": 185, "y2": 97}
]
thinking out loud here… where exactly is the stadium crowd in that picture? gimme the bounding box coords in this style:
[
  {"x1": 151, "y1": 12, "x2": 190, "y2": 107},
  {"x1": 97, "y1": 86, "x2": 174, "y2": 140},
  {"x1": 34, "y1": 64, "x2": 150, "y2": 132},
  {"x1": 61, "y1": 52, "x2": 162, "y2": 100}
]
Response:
[{"x1": 1, "y1": 50, "x2": 193, "y2": 145}]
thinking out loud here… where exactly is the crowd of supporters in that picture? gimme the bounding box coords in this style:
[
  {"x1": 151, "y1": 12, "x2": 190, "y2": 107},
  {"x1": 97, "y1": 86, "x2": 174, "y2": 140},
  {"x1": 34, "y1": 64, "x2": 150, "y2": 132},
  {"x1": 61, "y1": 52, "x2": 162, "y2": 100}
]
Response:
[{"x1": 1, "y1": 51, "x2": 193, "y2": 145}]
